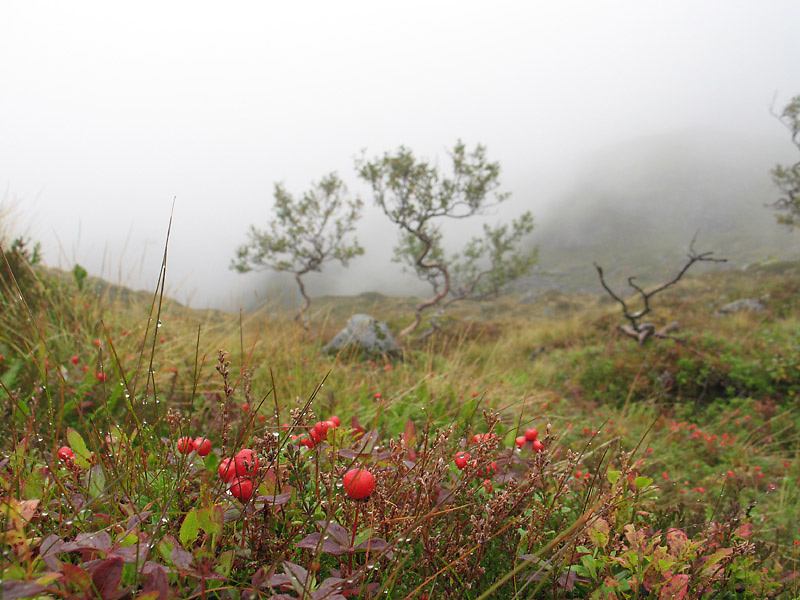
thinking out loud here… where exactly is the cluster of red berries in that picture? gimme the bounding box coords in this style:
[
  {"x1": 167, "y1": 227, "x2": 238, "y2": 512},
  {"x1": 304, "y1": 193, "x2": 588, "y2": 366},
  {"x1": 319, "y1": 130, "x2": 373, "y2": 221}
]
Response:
[
  {"x1": 515, "y1": 428, "x2": 544, "y2": 452},
  {"x1": 218, "y1": 448, "x2": 259, "y2": 502},
  {"x1": 176, "y1": 436, "x2": 212, "y2": 457},
  {"x1": 453, "y1": 451, "x2": 497, "y2": 475},
  {"x1": 470, "y1": 432, "x2": 497, "y2": 445},
  {"x1": 292, "y1": 415, "x2": 340, "y2": 449}
]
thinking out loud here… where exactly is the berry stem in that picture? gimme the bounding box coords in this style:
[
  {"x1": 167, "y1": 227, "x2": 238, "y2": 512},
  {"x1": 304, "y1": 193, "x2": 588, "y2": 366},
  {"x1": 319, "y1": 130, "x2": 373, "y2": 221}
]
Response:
[{"x1": 349, "y1": 503, "x2": 360, "y2": 574}]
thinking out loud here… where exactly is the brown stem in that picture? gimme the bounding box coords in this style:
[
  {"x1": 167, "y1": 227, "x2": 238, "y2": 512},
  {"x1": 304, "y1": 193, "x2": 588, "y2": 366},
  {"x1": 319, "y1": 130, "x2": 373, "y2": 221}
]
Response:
[{"x1": 348, "y1": 504, "x2": 360, "y2": 574}]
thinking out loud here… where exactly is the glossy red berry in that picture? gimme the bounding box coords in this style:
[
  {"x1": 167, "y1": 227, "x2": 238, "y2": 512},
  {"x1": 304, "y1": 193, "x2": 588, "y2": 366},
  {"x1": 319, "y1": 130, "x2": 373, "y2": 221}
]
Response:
[
  {"x1": 524, "y1": 428, "x2": 538, "y2": 441},
  {"x1": 70, "y1": 356, "x2": 79, "y2": 365},
  {"x1": 454, "y1": 451, "x2": 470, "y2": 470},
  {"x1": 515, "y1": 435, "x2": 526, "y2": 449},
  {"x1": 218, "y1": 458, "x2": 236, "y2": 483},
  {"x1": 57, "y1": 446, "x2": 74, "y2": 462},
  {"x1": 343, "y1": 468, "x2": 375, "y2": 500},
  {"x1": 309, "y1": 429, "x2": 322, "y2": 445},
  {"x1": 177, "y1": 437, "x2": 195, "y2": 454},
  {"x1": 313, "y1": 421, "x2": 330, "y2": 438},
  {"x1": 328, "y1": 415, "x2": 341, "y2": 427},
  {"x1": 532, "y1": 439, "x2": 544, "y2": 452},
  {"x1": 234, "y1": 448, "x2": 259, "y2": 477},
  {"x1": 193, "y1": 437, "x2": 212, "y2": 457},
  {"x1": 229, "y1": 477, "x2": 253, "y2": 501}
]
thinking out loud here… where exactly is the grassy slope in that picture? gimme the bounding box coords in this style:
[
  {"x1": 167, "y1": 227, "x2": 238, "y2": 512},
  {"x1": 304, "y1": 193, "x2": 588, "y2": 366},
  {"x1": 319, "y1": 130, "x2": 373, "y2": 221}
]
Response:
[{"x1": 1, "y1": 253, "x2": 799, "y2": 598}]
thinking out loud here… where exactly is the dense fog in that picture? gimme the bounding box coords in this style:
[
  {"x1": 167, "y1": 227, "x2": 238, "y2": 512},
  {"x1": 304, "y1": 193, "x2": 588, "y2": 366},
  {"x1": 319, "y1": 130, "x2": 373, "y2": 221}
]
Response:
[{"x1": 1, "y1": 2, "x2": 799, "y2": 309}]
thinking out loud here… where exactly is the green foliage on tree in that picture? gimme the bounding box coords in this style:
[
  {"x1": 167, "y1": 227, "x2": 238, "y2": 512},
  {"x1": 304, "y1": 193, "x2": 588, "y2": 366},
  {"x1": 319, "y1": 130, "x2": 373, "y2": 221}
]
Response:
[
  {"x1": 771, "y1": 94, "x2": 800, "y2": 228},
  {"x1": 357, "y1": 141, "x2": 537, "y2": 337},
  {"x1": 231, "y1": 173, "x2": 364, "y2": 324}
]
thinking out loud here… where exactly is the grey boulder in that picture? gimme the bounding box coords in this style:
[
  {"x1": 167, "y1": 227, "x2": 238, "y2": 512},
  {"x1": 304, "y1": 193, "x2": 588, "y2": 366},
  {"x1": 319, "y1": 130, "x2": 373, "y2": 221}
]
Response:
[
  {"x1": 718, "y1": 298, "x2": 766, "y2": 314},
  {"x1": 323, "y1": 314, "x2": 400, "y2": 356}
]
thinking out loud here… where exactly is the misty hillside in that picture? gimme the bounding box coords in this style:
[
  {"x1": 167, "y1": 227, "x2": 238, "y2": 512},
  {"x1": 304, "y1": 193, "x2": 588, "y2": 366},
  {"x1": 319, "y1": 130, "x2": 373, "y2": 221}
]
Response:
[{"x1": 523, "y1": 130, "x2": 799, "y2": 296}]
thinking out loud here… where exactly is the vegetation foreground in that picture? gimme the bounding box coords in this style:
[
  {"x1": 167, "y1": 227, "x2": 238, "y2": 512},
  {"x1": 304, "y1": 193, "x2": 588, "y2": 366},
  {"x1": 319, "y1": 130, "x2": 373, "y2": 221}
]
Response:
[{"x1": 1, "y1": 241, "x2": 799, "y2": 599}]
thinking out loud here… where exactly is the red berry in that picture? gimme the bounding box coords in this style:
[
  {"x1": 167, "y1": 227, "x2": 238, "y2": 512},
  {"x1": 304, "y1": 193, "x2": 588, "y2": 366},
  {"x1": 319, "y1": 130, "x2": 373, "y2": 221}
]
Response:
[
  {"x1": 454, "y1": 451, "x2": 470, "y2": 470},
  {"x1": 193, "y1": 437, "x2": 212, "y2": 457},
  {"x1": 70, "y1": 356, "x2": 79, "y2": 365},
  {"x1": 524, "y1": 428, "x2": 538, "y2": 441},
  {"x1": 532, "y1": 439, "x2": 544, "y2": 452},
  {"x1": 229, "y1": 477, "x2": 253, "y2": 501},
  {"x1": 234, "y1": 448, "x2": 259, "y2": 477},
  {"x1": 343, "y1": 468, "x2": 375, "y2": 500},
  {"x1": 218, "y1": 458, "x2": 236, "y2": 483},
  {"x1": 309, "y1": 429, "x2": 322, "y2": 445},
  {"x1": 485, "y1": 461, "x2": 498, "y2": 475},
  {"x1": 300, "y1": 437, "x2": 314, "y2": 448},
  {"x1": 313, "y1": 421, "x2": 330, "y2": 438},
  {"x1": 57, "y1": 446, "x2": 74, "y2": 462},
  {"x1": 82, "y1": 365, "x2": 89, "y2": 373},
  {"x1": 483, "y1": 479, "x2": 493, "y2": 493},
  {"x1": 515, "y1": 435, "x2": 526, "y2": 449},
  {"x1": 177, "y1": 437, "x2": 195, "y2": 454},
  {"x1": 328, "y1": 416, "x2": 340, "y2": 427},
  {"x1": 93, "y1": 339, "x2": 101, "y2": 347}
]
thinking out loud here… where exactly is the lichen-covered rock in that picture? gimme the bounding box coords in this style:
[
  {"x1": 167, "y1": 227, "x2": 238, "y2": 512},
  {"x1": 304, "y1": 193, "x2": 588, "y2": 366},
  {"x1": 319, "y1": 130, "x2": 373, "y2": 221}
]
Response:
[{"x1": 323, "y1": 314, "x2": 399, "y2": 357}]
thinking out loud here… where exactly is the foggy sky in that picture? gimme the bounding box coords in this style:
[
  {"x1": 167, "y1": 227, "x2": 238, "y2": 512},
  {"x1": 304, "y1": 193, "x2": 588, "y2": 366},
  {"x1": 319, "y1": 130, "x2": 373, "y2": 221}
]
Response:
[{"x1": 1, "y1": 1, "x2": 799, "y2": 309}]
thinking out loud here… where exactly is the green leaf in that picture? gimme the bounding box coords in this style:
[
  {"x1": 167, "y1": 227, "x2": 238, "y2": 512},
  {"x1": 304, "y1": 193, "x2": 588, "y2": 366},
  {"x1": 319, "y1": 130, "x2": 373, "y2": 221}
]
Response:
[
  {"x1": 66, "y1": 427, "x2": 92, "y2": 468},
  {"x1": 87, "y1": 465, "x2": 106, "y2": 498},
  {"x1": 180, "y1": 509, "x2": 200, "y2": 547},
  {"x1": 633, "y1": 476, "x2": 654, "y2": 490},
  {"x1": 197, "y1": 505, "x2": 223, "y2": 540},
  {"x1": 607, "y1": 470, "x2": 620, "y2": 484}
]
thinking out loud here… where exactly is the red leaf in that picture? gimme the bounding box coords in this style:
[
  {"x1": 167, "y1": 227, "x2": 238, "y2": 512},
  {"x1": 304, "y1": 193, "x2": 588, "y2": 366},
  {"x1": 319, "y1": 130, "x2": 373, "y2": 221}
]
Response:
[
  {"x1": 141, "y1": 564, "x2": 169, "y2": 600},
  {"x1": 659, "y1": 574, "x2": 689, "y2": 600},
  {"x1": 402, "y1": 420, "x2": 416, "y2": 445},
  {"x1": 0, "y1": 580, "x2": 47, "y2": 600},
  {"x1": 91, "y1": 557, "x2": 125, "y2": 600},
  {"x1": 296, "y1": 532, "x2": 345, "y2": 556},
  {"x1": 61, "y1": 563, "x2": 93, "y2": 593}
]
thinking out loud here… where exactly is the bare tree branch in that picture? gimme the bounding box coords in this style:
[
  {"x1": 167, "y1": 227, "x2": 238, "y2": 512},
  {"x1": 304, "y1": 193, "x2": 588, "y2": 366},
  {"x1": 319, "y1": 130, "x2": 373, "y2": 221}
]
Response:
[{"x1": 595, "y1": 238, "x2": 726, "y2": 343}]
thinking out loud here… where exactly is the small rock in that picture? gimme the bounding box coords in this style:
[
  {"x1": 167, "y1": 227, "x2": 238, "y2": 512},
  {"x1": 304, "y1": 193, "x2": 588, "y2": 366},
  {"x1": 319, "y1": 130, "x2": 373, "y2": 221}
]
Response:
[
  {"x1": 718, "y1": 298, "x2": 766, "y2": 314},
  {"x1": 323, "y1": 314, "x2": 400, "y2": 357}
]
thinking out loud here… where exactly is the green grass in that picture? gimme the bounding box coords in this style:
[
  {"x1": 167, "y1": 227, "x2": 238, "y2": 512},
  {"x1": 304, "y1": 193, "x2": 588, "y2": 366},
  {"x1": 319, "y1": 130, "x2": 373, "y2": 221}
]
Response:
[{"x1": 0, "y1": 242, "x2": 799, "y2": 599}]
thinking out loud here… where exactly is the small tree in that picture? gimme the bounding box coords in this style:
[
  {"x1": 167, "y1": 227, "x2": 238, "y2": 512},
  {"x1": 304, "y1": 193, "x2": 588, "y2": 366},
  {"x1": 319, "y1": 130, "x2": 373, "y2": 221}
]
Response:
[
  {"x1": 357, "y1": 141, "x2": 536, "y2": 337},
  {"x1": 770, "y1": 94, "x2": 800, "y2": 227},
  {"x1": 231, "y1": 173, "x2": 364, "y2": 324}
]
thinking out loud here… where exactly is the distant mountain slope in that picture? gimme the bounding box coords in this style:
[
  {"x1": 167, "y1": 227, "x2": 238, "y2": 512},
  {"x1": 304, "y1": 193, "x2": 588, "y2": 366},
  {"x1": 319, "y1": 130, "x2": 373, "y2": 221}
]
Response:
[{"x1": 523, "y1": 130, "x2": 799, "y2": 296}]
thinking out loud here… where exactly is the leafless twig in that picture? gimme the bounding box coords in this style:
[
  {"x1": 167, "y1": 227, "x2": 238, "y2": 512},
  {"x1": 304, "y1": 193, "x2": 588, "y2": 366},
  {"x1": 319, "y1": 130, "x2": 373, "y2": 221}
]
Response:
[{"x1": 595, "y1": 235, "x2": 726, "y2": 343}]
